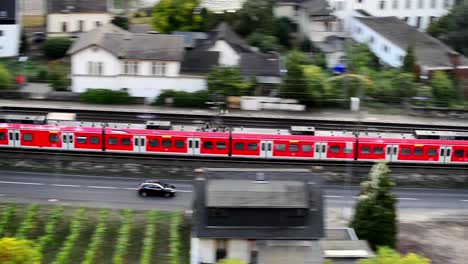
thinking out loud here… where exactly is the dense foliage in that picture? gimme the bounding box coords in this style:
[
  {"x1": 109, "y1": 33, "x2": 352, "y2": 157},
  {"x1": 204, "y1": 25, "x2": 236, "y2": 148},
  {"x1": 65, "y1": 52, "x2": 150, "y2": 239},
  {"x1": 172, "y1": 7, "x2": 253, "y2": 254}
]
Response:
[
  {"x1": 169, "y1": 213, "x2": 182, "y2": 264},
  {"x1": 0, "y1": 64, "x2": 13, "y2": 90},
  {"x1": 80, "y1": 89, "x2": 136, "y2": 104},
  {"x1": 280, "y1": 51, "x2": 309, "y2": 103},
  {"x1": 111, "y1": 16, "x2": 130, "y2": 30},
  {"x1": 140, "y1": 211, "x2": 156, "y2": 264},
  {"x1": 207, "y1": 66, "x2": 252, "y2": 98},
  {"x1": 48, "y1": 61, "x2": 70, "y2": 91},
  {"x1": 53, "y1": 208, "x2": 86, "y2": 264},
  {"x1": 42, "y1": 38, "x2": 73, "y2": 60},
  {"x1": 351, "y1": 162, "x2": 397, "y2": 250},
  {"x1": 82, "y1": 209, "x2": 108, "y2": 264},
  {"x1": 152, "y1": 0, "x2": 203, "y2": 33},
  {"x1": 0, "y1": 204, "x2": 16, "y2": 237},
  {"x1": 430, "y1": 71, "x2": 457, "y2": 107},
  {"x1": 0, "y1": 237, "x2": 42, "y2": 264},
  {"x1": 217, "y1": 259, "x2": 247, "y2": 264},
  {"x1": 154, "y1": 89, "x2": 210, "y2": 108},
  {"x1": 36, "y1": 206, "x2": 64, "y2": 253},
  {"x1": 15, "y1": 204, "x2": 39, "y2": 240},
  {"x1": 113, "y1": 209, "x2": 133, "y2": 264},
  {"x1": 359, "y1": 247, "x2": 430, "y2": 264},
  {"x1": 402, "y1": 46, "x2": 416, "y2": 73}
]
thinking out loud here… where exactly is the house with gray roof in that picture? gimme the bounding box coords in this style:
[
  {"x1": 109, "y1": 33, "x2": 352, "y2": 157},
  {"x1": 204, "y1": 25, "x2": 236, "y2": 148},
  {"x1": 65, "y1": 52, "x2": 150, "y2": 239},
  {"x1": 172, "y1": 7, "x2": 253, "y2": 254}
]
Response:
[
  {"x1": 351, "y1": 16, "x2": 468, "y2": 78},
  {"x1": 46, "y1": 0, "x2": 112, "y2": 37}
]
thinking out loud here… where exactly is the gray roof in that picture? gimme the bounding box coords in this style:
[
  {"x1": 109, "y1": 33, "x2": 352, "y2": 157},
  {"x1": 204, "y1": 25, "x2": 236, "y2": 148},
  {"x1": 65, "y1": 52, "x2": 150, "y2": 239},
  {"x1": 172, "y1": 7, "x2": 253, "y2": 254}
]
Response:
[
  {"x1": 206, "y1": 179, "x2": 307, "y2": 208},
  {"x1": 172, "y1": 31, "x2": 209, "y2": 48},
  {"x1": 355, "y1": 16, "x2": 468, "y2": 68},
  {"x1": 67, "y1": 24, "x2": 185, "y2": 61},
  {"x1": 196, "y1": 22, "x2": 252, "y2": 53},
  {"x1": 180, "y1": 50, "x2": 219, "y2": 74},
  {"x1": 240, "y1": 53, "x2": 281, "y2": 77},
  {"x1": 301, "y1": 0, "x2": 333, "y2": 17},
  {"x1": 47, "y1": 0, "x2": 108, "y2": 13}
]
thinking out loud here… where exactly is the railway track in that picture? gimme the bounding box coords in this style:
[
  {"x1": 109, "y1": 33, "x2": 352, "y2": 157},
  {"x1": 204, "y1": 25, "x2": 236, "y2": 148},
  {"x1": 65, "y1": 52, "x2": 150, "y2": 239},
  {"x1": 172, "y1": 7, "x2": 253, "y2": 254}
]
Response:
[{"x1": 1, "y1": 106, "x2": 468, "y2": 134}]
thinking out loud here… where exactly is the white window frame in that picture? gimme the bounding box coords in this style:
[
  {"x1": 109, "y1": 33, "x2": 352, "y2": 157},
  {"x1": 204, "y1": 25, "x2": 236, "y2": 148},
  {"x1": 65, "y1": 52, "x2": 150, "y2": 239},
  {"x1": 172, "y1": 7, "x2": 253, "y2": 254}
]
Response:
[
  {"x1": 87, "y1": 61, "x2": 104, "y2": 76},
  {"x1": 418, "y1": 0, "x2": 424, "y2": 8},
  {"x1": 123, "y1": 61, "x2": 139, "y2": 75},
  {"x1": 430, "y1": 0, "x2": 437, "y2": 8},
  {"x1": 406, "y1": 0, "x2": 411, "y2": 8},
  {"x1": 379, "y1": 0, "x2": 386, "y2": 9},
  {"x1": 151, "y1": 61, "x2": 167, "y2": 76},
  {"x1": 393, "y1": 0, "x2": 399, "y2": 9}
]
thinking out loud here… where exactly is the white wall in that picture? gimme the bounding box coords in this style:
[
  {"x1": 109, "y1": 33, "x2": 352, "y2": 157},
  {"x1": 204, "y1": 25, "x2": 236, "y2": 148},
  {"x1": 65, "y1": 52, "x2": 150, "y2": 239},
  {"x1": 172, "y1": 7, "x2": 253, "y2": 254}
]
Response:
[
  {"x1": 194, "y1": 238, "x2": 216, "y2": 264},
  {"x1": 47, "y1": 13, "x2": 112, "y2": 35},
  {"x1": 351, "y1": 17, "x2": 406, "y2": 67},
  {"x1": 0, "y1": 25, "x2": 20, "y2": 57},
  {"x1": 209, "y1": 40, "x2": 240, "y2": 66},
  {"x1": 274, "y1": 5, "x2": 299, "y2": 22},
  {"x1": 227, "y1": 240, "x2": 251, "y2": 263}
]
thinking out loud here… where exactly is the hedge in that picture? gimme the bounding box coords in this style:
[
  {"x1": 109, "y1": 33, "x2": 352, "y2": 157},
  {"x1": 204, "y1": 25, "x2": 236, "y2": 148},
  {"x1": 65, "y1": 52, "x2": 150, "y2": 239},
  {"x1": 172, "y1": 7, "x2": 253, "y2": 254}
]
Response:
[
  {"x1": 154, "y1": 89, "x2": 210, "y2": 108},
  {"x1": 43, "y1": 38, "x2": 73, "y2": 59},
  {"x1": 80, "y1": 89, "x2": 137, "y2": 104}
]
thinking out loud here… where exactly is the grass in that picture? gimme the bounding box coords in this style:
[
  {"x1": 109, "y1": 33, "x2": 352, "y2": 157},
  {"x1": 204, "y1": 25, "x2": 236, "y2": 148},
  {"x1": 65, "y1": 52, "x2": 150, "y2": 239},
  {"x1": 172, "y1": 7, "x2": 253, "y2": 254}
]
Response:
[
  {"x1": 0, "y1": 203, "x2": 187, "y2": 264},
  {"x1": 22, "y1": 15, "x2": 45, "y2": 28}
]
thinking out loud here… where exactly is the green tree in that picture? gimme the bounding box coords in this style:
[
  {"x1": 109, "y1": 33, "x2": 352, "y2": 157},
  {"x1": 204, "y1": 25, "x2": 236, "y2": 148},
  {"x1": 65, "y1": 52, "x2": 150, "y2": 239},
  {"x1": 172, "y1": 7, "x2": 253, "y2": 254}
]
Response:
[
  {"x1": 303, "y1": 65, "x2": 329, "y2": 106},
  {"x1": 48, "y1": 62, "x2": 70, "y2": 91},
  {"x1": 346, "y1": 43, "x2": 380, "y2": 72},
  {"x1": 313, "y1": 52, "x2": 327, "y2": 69},
  {"x1": 280, "y1": 51, "x2": 309, "y2": 103},
  {"x1": 273, "y1": 17, "x2": 291, "y2": 48},
  {"x1": 217, "y1": 259, "x2": 246, "y2": 264},
  {"x1": 20, "y1": 30, "x2": 29, "y2": 55},
  {"x1": 350, "y1": 161, "x2": 397, "y2": 250},
  {"x1": 402, "y1": 46, "x2": 416, "y2": 73},
  {"x1": 430, "y1": 71, "x2": 456, "y2": 107},
  {"x1": 234, "y1": 0, "x2": 275, "y2": 37},
  {"x1": 111, "y1": 16, "x2": 130, "y2": 30},
  {"x1": 359, "y1": 247, "x2": 430, "y2": 264},
  {"x1": 207, "y1": 66, "x2": 251, "y2": 98},
  {"x1": 0, "y1": 64, "x2": 13, "y2": 90},
  {"x1": 152, "y1": 0, "x2": 203, "y2": 33},
  {"x1": 0, "y1": 237, "x2": 42, "y2": 264},
  {"x1": 247, "y1": 32, "x2": 282, "y2": 52},
  {"x1": 42, "y1": 38, "x2": 73, "y2": 60}
]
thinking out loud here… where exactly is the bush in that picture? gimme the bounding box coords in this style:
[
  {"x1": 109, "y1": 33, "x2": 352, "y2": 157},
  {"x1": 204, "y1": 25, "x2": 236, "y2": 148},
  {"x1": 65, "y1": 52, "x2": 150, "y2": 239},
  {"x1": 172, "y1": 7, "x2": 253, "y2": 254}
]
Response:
[
  {"x1": 15, "y1": 204, "x2": 39, "y2": 239},
  {"x1": 0, "y1": 237, "x2": 42, "y2": 264},
  {"x1": 48, "y1": 65, "x2": 70, "y2": 91},
  {"x1": 80, "y1": 89, "x2": 136, "y2": 104},
  {"x1": 111, "y1": 16, "x2": 130, "y2": 30},
  {"x1": 53, "y1": 208, "x2": 86, "y2": 264},
  {"x1": 43, "y1": 38, "x2": 73, "y2": 60},
  {"x1": 113, "y1": 210, "x2": 133, "y2": 264},
  {"x1": 154, "y1": 89, "x2": 210, "y2": 108},
  {"x1": 0, "y1": 64, "x2": 13, "y2": 90}
]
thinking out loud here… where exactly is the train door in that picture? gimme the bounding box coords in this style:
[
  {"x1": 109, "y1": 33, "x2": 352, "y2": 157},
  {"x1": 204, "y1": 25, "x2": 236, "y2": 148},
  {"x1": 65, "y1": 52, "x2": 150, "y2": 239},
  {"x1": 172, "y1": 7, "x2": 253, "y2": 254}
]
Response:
[
  {"x1": 133, "y1": 136, "x2": 146, "y2": 153},
  {"x1": 61, "y1": 133, "x2": 75, "y2": 150},
  {"x1": 314, "y1": 142, "x2": 327, "y2": 160},
  {"x1": 440, "y1": 146, "x2": 452, "y2": 164},
  {"x1": 260, "y1": 140, "x2": 273, "y2": 158},
  {"x1": 188, "y1": 138, "x2": 201, "y2": 155},
  {"x1": 385, "y1": 145, "x2": 398, "y2": 162},
  {"x1": 8, "y1": 130, "x2": 20, "y2": 147}
]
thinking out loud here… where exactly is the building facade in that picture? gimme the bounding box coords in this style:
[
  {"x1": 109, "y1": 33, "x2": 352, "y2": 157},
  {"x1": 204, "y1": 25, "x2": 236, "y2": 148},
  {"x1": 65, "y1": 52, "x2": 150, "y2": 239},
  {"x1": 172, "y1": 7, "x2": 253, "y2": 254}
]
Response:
[{"x1": 0, "y1": 0, "x2": 20, "y2": 57}]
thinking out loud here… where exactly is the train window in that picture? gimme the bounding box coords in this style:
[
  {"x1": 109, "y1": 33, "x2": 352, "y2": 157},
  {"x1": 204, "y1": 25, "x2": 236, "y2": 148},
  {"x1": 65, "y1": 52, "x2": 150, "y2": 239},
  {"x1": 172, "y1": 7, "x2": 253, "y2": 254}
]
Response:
[
  {"x1": 121, "y1": 138, "x2": 131, "y2": 145},
  {"x1": 276, "y1": 144, "x2": 286, "y2": 151},
  {"x1": 108, "y1": 138, "x2": 118, "y2": 145},
  {"x1": 49, "y1": 134, "x2": 59, "y2": 143},
  {"x1": 361, "y1": 147, "x2": 370, "y2": 154},
  {"x1": 401, "y1": 148, "x2": 411, "y2": 155},
  {"x1": 344, "y1": 147, "x2": 353, "y2": 154},
  {"x1": 24, "y1": 134, "x2": 33, "y2": 141},
  {"x1": 203, "y1": 141, "x2": 213, "y2": 149},
  {"x1": 414, "y1": 148, "x2": 423, "y2": 156},
  {"x1": 427, "y1": 148, "x2": 437, "y2": 156},
  {"x1": 216, "y1": 142, "x2": 226, "y2": 150},
  {"x1": 454, "y1": 150, "x2": 464, "y2": 157},
  {"x1": 90, "y1": 137, "x2": 100, "y2": 145},
  {"x1": 162, "y1": 139, "x2": 171, "y2": 148},
  {"x1": 0, "y1": 132, "x2": 5, "y2": 140},
  {"x1": 234, "y1": 142, "x2": 244, "y2": 150},
  {"x1": 149, "y1": 139, "x2": 159, "y2": 147},
  {"x1": 175, "y1": 140, "x2": 185, "y2": 148},
  {"x1": 302, "y1": 145, "x2": 312, "y2": 153},
  {"x1": 374, "y1": 147, "x2": 383, "y2": 155},
  {"x1": 330, "y1": 146, "x2": 341, "y2": 153},
  {"x1": 289, "y1": 144, "x2": 299, "y2": 152},
  {"x1": 248, "y1": 143, "x2": 258, "y2": 151},
  {"x1": 77, "y1": 137, "x2": 87, "y2": 144}
]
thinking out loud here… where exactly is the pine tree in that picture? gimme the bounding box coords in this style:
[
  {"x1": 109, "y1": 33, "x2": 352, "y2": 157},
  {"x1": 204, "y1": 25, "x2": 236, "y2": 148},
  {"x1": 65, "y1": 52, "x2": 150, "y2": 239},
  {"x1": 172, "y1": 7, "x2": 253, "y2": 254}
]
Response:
[
  {"x1": 402, "y1": 46, "x2": 416, "y2": 73},
  {"x1": 350, "y1": 161, "x2": 397, "y2": 250}
]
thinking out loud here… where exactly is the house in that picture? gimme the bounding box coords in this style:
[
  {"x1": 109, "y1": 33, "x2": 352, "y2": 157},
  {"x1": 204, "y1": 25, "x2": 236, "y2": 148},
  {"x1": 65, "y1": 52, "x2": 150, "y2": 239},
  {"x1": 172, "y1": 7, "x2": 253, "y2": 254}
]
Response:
[
  {"x1": 274, "y1": 0, "x2": 343, "y2": 43},
  {"x1": 0, "y1": 0, "x2": 20, "y2": 57},
  {"x1": 46, "y1": 0, "x2": 112, "y2": 38},
  {"x1": 316, "y1": 35, "x2": 347, "y2": 69},
  {"x1": 191, "y1": 167, "x2": 374, "y2": 264},
  {"x1": 350, "y1": 16, "x2": 468, "y2": 79},
  {"x1": 328, "y1": 0, "x2": 455, "y2": 33},
  {"x1": 67, "y1": 24, "x2": 206, "y2": 101},
  {"x1": 200, "y1": 0, "x2": 246, "y2": 13}
]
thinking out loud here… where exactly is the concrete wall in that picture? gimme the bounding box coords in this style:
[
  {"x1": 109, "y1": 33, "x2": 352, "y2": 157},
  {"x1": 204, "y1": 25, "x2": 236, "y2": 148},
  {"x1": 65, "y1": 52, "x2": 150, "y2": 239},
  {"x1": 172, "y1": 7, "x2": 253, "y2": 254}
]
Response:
[
  {"x1": 47, "y1": 13, "x2": 112, "y2": 35},
  {"x1": 0, "y1": 24, "x2": 20, "y2": 57}
]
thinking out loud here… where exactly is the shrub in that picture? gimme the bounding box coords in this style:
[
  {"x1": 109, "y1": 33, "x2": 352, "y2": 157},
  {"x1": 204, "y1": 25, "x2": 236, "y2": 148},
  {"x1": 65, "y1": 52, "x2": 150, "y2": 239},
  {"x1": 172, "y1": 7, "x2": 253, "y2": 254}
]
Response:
[
  {"x1": 113, "y1": 209, "x2": 133, "y2": 264},
  {"x1": 140, "y1": 211, "x2": 157, "y2": 264},
  {"x1": 82, "y1": 209, "x2": 109, "y2": 264},
  {"x1": 43, "y1": 38, "x2": 73, "y2": 59},
  {"x1": 80, "y1": 89, "x2": 136, "y2": 104},
  {"x1": 0, "y1": 237, "x2": 42, "y2": 264},
  {"x1": 15, "y1": 204, "x2": 39, "y2": 239},
  {"x1": 37, "y1": 206, "x2": 64, "y2": 253},
  {"x1": 53, "y1": 208, "x2": 86, "y2": 264},
  {"x1": 48, "y1": 63, "x2": 70, "y2": 91},
  {"x1": 111, "y1": 16, "x2": 130, "y2": 30},
  {"x1": 0, "y1": 64, "x2": 13, "y2": 90},
  {"x1": 154, "y1": 89, "x2": 210, "y2": 108},
  {"x1": 0, "y1": 203, "x2": 16, "y2": 236}
]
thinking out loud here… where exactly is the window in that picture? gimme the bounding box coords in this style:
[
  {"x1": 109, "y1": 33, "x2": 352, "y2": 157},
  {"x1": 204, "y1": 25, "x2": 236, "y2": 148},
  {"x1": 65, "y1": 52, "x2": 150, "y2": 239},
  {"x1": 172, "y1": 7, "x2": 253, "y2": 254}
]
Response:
[
  {"x1": 361, "y1": 147, "x2": 371, "y2": 154},
  {"x1": 62, "y1": 22, "x2": 68, "y2": 32},
  {"x1": 90, "y1": 137, "x2": 100, "y2": 144},
  {"x1": 416, "y1": 16, "x2": 422, "y2": 28},
  {"x1": 0, "y1": 11, "x2": 6, "y2": 18},
  {"x1": 418, "y1": 0, "x2": 424, "y2": 8},
  {"x1": 356, "y1": 27, "x2": 362, "y2": 34},
  {"x1": 76, "y1": 137, "x2": 87, "y2": 144},
  {"x1": 78, "y1": 20, "x2": 84, "y2": 32},
  {"x1": 121, "y1": 138, "x2": 131, "y2": 145},
  {"x1": 0, "y1": 30, "x2": 2, "y2": 37},
  {"x1": 248, "y1": 143, "x2": 258, "y2": 151},
  {"x1": 454, "y1": 150, "x2": 464, "y2": 157},
  {"x1": 344, "y1": 147, "x2": 353, "y2": 154},
  {"x1": 383, "y1": 44, "x2": 389, "y2": 53},
  {"x1": 108, "y1": 138, "x2": 118, "y2": 145},
  {"x1": 216, "y1": 142, "x2": 226, "y2": 150},
  {"x1": 24, "y1": 134, "x2": 33, "y2": 141},
  {"x1": 302, "y1": 145, "x2": 312, "y2": 153},
  {"x1": 393, "y1": 0, "x2": 399, "y2": 8},
  {"x1": 399, "y1": 55, "x2": 404, "y2": 62},
  {"x1": 414, "y1": 148, "x2": 423, "y2": 156},
  {"x1": 431, "y1": 0, "x2": 436, "y2": 8},
  {"x1": 289, "y1": 144, "x2": 299, "y2": 152},
  {"x1": 162, "y1": 139, "x2": 171, "y2": 147},
  {"x1": 149, "y1": 139, "x2": 159, "y2": 147},
  {"x1": 401, "y1": 148, "x2": 411, "y2": 155},
  {"x1": 175, "y1": 140, "x2": 185, "y2": 148},
  {"x1": 97, "y1": 62, "x2": 103, "y2": 75},
  {"x1": 0, "y1": 132, "x2": 5, "y2": 140},
  {"x1": 88, "y1": 62, "x2": 104, "y2": 75},
  {"x1": 234, "y1": 142, "x2": 244, "y2": 150},
  {"x1": 430, "y1": 16, "x2": 436, "y2": 23},
  {"x1": 151, "y1": 62, "x2": 167, "y2": 76},
  {"x1": 95, "y1": 21, "x2": 102, "y2": 27},
  {"x1": 403, "y1": 16, "x2": 409, "y2": 22},
  {"x1": 428, "y1": 148, "x2": 437, "y2": 156},
  {"x1": 276, "y1": 144, "x2": 286, "y2": 151},
  {"x1": 369, "y1": 36, "x2": 375, "y2": 44},
  {"x1": 406, "y1": 0, "x2": 411, "y2": 8},
  {"x1": 330, "y1": 146, "x2": 340, "y2": 153},
  {"x1": 203, "y1": 141, "x2": 213, "y2": 149},
  {"x1": 374, "y1": 147, "x2": 384, "y2": 154},
  {"x1": 380, "y1": 0, "x2": 386, "y2": 9},
  {"x1": 123, "y1": 61, "x2": 139, "y2": 75},
  {"x1": 443, "y1": 0, "x2": 450, "y2": 8},
  {"x1": 49, "y1": 134, "x2": 59, "y2": 142}
]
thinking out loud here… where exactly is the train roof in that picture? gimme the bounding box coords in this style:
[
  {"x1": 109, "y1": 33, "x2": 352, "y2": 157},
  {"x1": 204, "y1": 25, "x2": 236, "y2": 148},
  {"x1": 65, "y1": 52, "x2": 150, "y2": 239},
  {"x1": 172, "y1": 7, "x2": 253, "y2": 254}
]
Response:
[{"x1": 359, "y1": 137, "x2": 468, "y2": 146}]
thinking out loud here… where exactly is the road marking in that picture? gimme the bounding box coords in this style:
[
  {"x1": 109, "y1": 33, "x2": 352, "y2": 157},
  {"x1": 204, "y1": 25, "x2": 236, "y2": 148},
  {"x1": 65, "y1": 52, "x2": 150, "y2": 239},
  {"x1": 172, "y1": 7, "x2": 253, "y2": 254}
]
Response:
[
  {"x1": 177, "y1": 190, "x2": 193, "y2": 193},
  {"x1": 397, "y1": 198, "x2": 420, "y2": 201},
  {"x1": 86, "y1": 186, "x2": 118, "y2": 189},
  {"x1": 461, "y1": 200, "x2": 468, "y2": 202},
  {"x1": 0, "y1": 181, "x2": 44, "y2": 186},
  {"x1": 123, "y1": 187, "x2": 137, "y2": 190},
  {"x1": 48, "y1": 199, "x2": 58, "y2": 202},
  {"x1": 51, "y1": 184, "x2": 81, "y2": 188},
  {"x1": 324, "y1": 195, "x2": 344, "y2": 198}
]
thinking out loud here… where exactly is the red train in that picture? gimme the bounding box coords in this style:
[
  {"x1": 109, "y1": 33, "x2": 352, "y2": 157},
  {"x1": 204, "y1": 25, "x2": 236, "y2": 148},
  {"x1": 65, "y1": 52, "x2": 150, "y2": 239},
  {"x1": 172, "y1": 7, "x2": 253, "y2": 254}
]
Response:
[{"x1": 0, "y1": 117, "x2": 467, "y2": 165}]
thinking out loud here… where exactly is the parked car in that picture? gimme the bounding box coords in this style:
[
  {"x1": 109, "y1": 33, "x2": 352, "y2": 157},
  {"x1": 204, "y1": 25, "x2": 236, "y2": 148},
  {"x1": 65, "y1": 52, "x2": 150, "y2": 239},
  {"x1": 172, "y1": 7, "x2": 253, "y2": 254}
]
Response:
[{"x1": 138, "y1": 181, "x2": 176, "y2": 198}]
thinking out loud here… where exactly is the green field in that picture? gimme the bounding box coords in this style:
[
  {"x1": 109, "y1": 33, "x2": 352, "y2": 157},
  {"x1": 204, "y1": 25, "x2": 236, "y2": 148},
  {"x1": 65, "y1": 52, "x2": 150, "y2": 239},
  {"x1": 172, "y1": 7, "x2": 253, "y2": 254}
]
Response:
[{"x1": 0, "y1": 203, "x2": 190, "y2": 264}]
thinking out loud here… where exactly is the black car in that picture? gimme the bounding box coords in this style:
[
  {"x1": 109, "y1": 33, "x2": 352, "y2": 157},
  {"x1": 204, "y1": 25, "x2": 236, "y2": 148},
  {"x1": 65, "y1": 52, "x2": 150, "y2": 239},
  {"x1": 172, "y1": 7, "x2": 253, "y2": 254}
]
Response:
[{"x1": 138, "y1": 182, "x2": 176, "y2": 198}]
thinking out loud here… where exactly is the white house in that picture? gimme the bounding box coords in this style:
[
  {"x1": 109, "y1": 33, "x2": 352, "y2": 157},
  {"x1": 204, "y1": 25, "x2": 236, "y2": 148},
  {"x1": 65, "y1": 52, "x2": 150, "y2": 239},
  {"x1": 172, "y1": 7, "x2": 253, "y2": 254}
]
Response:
[
  {"x1": 46, "y1": 0, "x2": 112, "y2": 38},
  {"x1": 328, "y1": 0, "x2": 455, "y2": 33},
  {"x1": 200, "y1": 0, "x2": 246, "y2": 13},
  {"x1": 0, "y1": 0, "x2": 20, "y2": 57},
  {"x1": 67, "y1": 24, "x2": 206, "y2": 101},
  {"x1": 350, "y1": 16, "x2": 468, "y2": 76}
]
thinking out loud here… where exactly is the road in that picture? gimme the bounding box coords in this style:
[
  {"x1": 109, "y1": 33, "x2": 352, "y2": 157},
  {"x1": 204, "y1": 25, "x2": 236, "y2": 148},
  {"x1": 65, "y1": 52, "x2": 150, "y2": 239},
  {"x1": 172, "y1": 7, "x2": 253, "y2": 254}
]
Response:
[{"x1": 1, "y1": 171, "x2": 468, "y2": 214}]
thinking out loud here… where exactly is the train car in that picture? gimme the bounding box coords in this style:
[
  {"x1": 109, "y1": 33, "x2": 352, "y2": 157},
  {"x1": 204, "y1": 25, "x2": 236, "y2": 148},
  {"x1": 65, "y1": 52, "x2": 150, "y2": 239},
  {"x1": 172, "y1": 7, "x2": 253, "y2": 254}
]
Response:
[{"x1": 0, "y1": 123, "x2": 64, "y2": 149}]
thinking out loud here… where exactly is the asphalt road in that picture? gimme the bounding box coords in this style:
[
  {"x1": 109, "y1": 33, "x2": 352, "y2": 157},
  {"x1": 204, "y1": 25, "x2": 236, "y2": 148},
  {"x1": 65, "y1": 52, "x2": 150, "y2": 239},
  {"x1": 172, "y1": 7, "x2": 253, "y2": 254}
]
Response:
[{"x1": 1, "y1": 171, "x2": 468, "y2": 213}]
